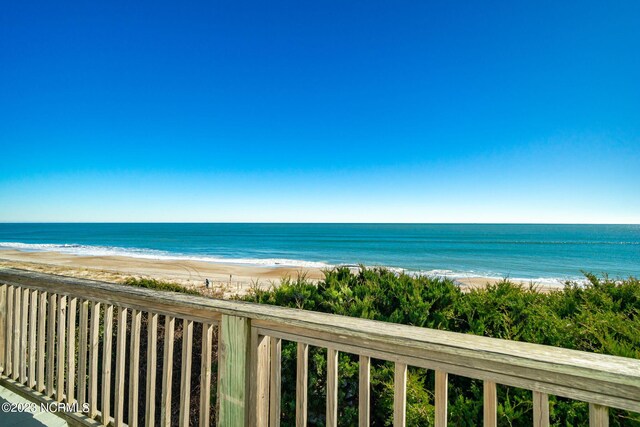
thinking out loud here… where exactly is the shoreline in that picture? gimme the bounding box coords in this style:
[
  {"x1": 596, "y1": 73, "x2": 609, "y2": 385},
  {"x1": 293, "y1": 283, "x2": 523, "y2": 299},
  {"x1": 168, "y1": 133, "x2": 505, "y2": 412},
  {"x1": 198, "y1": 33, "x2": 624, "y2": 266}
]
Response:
[
  {"x1": 0, "y1": 249, "x2": 326, "y2": 296},
  {"x1": 0, "y1": 248, "x2": 564, "y2": 295}
]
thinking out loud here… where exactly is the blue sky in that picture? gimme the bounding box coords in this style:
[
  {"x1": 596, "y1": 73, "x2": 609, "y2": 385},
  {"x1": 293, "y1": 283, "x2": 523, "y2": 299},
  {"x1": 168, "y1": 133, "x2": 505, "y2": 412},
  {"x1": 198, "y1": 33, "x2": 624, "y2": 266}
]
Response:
[{"x1": 1, "y1": 1, "x2": 638, "y2": 223}]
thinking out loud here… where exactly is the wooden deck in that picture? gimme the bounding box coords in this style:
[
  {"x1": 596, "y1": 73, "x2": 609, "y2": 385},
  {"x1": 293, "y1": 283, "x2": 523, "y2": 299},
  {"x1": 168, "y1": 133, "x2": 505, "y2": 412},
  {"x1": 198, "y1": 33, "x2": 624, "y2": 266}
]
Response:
[
  {"x1": 0, "y1": 380, "x2": 67, "y2": 426},
  {"x1": 0, "y1": 267, "x2": 638, "y2": 426}
]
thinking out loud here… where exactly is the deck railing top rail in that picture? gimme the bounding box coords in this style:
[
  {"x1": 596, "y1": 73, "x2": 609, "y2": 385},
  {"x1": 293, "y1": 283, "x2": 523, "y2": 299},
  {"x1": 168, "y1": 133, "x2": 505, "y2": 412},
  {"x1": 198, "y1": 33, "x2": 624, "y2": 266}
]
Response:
[{"x1": 0, "y1": 266, "x2": 638, "y2": 426}]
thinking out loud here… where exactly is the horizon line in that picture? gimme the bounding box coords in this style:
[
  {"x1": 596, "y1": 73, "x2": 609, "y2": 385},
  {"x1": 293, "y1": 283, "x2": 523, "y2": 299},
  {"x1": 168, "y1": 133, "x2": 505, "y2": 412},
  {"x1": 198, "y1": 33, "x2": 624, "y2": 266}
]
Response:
[{"x1": 1, "y1": 221, "x2": 638, "y2": 226}]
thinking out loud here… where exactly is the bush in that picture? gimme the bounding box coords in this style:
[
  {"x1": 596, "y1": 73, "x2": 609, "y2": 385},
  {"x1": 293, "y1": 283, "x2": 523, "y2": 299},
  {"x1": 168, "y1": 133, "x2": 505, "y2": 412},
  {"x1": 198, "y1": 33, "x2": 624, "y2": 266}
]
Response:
[
  {"x1": 244, "y1": 268, "x2": 640, "y2": 426},
  {"x1": 121, "y1": 277, "x2": 201, "y2": 295}
]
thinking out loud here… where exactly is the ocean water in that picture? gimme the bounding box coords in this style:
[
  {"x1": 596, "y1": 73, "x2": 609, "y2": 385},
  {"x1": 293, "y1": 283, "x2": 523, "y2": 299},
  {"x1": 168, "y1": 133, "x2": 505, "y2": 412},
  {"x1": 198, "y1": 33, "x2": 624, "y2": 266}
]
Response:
[{"x1": 0, "y1": 223, "x2": 638, "y2": 283}]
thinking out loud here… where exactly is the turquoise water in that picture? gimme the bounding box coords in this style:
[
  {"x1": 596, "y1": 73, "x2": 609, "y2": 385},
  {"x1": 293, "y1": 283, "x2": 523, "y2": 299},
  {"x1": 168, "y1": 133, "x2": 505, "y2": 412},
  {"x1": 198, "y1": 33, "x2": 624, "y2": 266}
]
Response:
[{"x1": 0, "y1": 223, "x2": 638, "y2": 283}]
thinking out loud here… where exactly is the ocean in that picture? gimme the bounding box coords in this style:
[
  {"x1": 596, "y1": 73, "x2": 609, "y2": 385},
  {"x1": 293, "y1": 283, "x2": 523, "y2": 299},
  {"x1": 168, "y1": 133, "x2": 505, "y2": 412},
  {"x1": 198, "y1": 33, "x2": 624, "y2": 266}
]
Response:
[{"x1": 0, "y1": 223, "x2": 638, "y2": 284}]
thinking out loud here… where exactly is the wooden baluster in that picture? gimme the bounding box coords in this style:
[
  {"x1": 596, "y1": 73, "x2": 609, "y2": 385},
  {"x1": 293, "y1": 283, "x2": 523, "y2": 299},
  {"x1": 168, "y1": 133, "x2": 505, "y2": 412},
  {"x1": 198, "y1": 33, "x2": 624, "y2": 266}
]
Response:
[
  {"x1": 394, "y1": 362, "x2": 407, "y2": 427},
  {"x1": 435, "y1": 371, "x2": 448, "y2": 427},
  {"x1": 12, "y1": 286, "x2": 21, "y2": 381},
  {"x1": 78, "y1": 300, "x2": 89, "y2": 406},
  {"x1": 0, "y1": 284, "x2": 6, "y2": 375},
  {"x1": 5, "y1": 285, "x2": 13, "y2": 377},
  {"x1": 88, "y1": 301, "x2": 101, "y2": 418},
  {"x1": 326, "y1": 348, "x2": 338, "y2": 427},
  {"x1": 20, "y1": 288, "x2": 29, "y2": 384},
  {"x1": 484, "y1": 380, "x2": 497, "y2": 427},
  {"x1": 359, "y1": 355, "x2": 370, "y2": 427},
  {"x1": 269, "y1": 336, "x2": 282, "y2": 427},
  {"x1": 161, "y1": 315, "x2": 175, "y2": 427},
  {"x1": 253, "y1": 330, "x2": 270, "y2": 427},
  {"x1": 67, "y1": 297, "x2": 77, "y2": 403},
  {"x1": 218, "y1": 315, "x2": 250, "y2": 426},
  {"x1": 145, "y1": 312, "x2": 158, "y2": 427},
  {"x1": 129, "y1": 309, "x2": 142, "y2": 427},
  {"x1": 56, "y1": 295, "x2": 67, "y2": 402},
  {"x1": 46, "y1": 293, "x2": 57, "y2": 397},
  {"x1": 28, "y1": 289, "x2": 38, "y2": 388},
  {"x1": 179, "y1": 319, "x2": 194, "y2": 427},
  {"x1": 296, "y1": 342, "x2": 308, "y2": 427},
  {"x1": 114, "y1": 307, "x2": 128, "y2": 426},
  {"x1": 37, "y1": 291, "x2": 47, "y2": 392},
  {"x1": 5, "y1": 285, "x2": 14, "y2": 378},
  {"x1": 589, "y1": 403, "x2": 609, "y2": 427},
  {"x1": 102, "y1": 304, "x2": 114, "y2": 426},
  {"x1": 533, "y1": 391, "x2": 549, "y2": 427},
  {"x1": 199, "y1": 322, "x2": 213, "y2": 427}
]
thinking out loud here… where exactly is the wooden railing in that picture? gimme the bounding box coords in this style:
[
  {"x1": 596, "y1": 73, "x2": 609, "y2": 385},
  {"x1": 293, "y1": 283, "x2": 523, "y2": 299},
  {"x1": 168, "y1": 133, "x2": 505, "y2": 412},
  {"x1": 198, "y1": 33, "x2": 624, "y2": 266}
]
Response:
[{"x1": 0, "y1": 268, "x2": 638, "y2": 426}]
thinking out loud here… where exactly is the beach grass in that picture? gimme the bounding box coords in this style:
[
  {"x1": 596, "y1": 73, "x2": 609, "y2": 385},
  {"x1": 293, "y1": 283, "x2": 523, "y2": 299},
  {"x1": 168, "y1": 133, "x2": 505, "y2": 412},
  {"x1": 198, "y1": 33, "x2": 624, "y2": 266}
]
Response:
[{"x1": 121, "y1": 277, "x2": 202, "y2": 295}]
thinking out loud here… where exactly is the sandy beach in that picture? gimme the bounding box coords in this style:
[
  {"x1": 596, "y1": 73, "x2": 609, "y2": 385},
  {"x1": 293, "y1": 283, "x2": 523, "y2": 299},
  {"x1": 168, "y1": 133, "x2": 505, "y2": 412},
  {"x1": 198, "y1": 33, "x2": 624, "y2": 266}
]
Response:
[
  {"x1": 0, "y1": 249, "x2": 561, "y2": 296},
  {"x1": 0, "y1": 249, "x2": 326, "y2": 297}
]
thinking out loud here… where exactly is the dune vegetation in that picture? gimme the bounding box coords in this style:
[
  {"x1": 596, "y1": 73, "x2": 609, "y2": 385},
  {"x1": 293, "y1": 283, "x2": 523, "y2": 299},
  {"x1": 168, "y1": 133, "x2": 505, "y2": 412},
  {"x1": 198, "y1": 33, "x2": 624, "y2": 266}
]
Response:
[{"x1": 243, "y1": 268, "x2": 640, "y2": 426}]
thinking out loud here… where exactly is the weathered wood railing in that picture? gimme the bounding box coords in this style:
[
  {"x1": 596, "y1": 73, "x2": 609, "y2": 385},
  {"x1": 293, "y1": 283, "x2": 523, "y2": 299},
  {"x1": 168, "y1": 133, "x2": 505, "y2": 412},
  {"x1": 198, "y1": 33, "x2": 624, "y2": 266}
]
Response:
[{"x1": 0, "y1": 268, "x2": 638, "y2": 426}]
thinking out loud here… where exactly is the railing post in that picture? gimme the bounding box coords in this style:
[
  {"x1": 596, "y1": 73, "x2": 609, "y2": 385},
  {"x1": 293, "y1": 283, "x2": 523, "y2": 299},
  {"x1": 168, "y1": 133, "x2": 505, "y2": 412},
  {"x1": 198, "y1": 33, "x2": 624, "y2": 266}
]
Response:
[
  {"x1": 218, "y1": 314, "x2": 251, "y2": 427},
  {"x1": 20, "y1": 287, "x2": 28, "y2": 384},
  {"x1": 484, "y1": 380, "x2": 497, "y2": 427},
  {"x1": 359, "y1": 355, "x2": 370, "y2": 427},
  {"x1": 160, "y1": 315, "x2": 175, "y2": 427},
  {"x1": 66, "y1": 296, "x2": 77, "y2": 403},
  {"x1": 37, "y1": 292, "x2": 47, "y2": 393},
  {"x1": 145, "y1": 312, "x2": 158, "y2": 427},
  {"x1": 533, "y1": 391, "x2": 549, "y2": 427},
  {"x1": 12, "y1": 286, "x2": 21, "y2": 381},
  {"x1": 56, "y1": 295, "x2": 67, "y2": 402},
  {"x1": 296, "y1": 342, "x2": 308, "y2": 427},
  {"x1": 46, "y1": 293, "x2": 57, "y2": 397},
  {"x1": 200, "y1": 322, "x2": 214, "y2": 427},
  {"x1": 435, "y1": 370, "x2": 448, "y2": 427},
  {"x1": 129, "y1": 309, "x2": 142, "y2": 427},
  {"x1": 0, "y1": 284, "x2": 6, "y2": 374},
  {"x1": 179, "y1": 319, "x2": 194, "y2": 427},
  {"x1": 589, "y1": 403, "x2": 609, "y2": 427},
  {"x1": 28, "y1": 289, "x2": 38, "y2": 389},
  {"x1": 269, "y1": 336, "x2": 282, "y2": 427},
  {"x1": 78, "y1": 299, "x2": 89, "y2": 406},
  {"x1": 88, "y1": 301, "x2": 101, "y2": 419},
  {"x1": 394, "y1": 362, "x2": 407, "y2": 427},
  {"x1": 326, "y1": 348, "x2": 339, "y2": 427},
  {"x1": 102, "y1": 304, "x2": 114, "y2": 426},
  {"x1": 5, "y1": 285, "x2": 14, "y2": 378},
  {"x1": 4, "y1": 286, "x2": 14, "y2": 377},
  {"x1": 114, "y1": 307, "x2": 128, "y2": 426},
  {"x1": 252, "y1": 329, "x2": 270, "y2": 427}
]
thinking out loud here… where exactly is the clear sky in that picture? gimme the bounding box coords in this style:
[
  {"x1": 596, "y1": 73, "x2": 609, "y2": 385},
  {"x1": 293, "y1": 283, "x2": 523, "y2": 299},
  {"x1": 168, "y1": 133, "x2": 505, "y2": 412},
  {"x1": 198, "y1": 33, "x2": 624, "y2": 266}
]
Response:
[{"x1": 1, "y1": 1, "x2": 638, "y2": 223}]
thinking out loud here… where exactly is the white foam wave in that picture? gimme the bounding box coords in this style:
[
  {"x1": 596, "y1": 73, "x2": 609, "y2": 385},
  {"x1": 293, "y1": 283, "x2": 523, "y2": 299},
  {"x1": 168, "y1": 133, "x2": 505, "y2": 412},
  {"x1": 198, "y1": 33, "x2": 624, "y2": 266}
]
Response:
[
  {"x1": 394, "y1": 268, "x2": 582, "y2": 287},
  {"x1": 0, "y1": 242, "x2": 331, "y2": 269},
  {"x1": 330, "y1": 265, "x2": 577, "y2": 286},
  {"x1": 0, "y1": 241, "x2": 587, "y2": 285}
]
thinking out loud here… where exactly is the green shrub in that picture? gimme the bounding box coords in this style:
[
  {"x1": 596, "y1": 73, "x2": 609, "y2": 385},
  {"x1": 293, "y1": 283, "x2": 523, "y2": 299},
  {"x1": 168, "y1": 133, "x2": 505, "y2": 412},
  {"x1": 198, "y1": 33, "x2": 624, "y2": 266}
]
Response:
[
  {"x1": 121, "y1": 277, "x2": 201, "y2": 295},
  {"x1": 245, "y1": 268, "x2": 640, "y2": 426}
]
